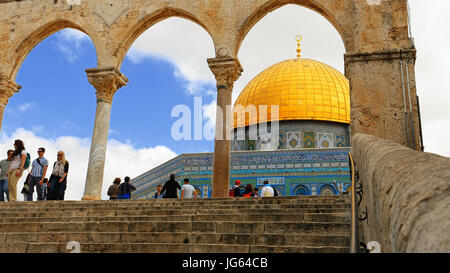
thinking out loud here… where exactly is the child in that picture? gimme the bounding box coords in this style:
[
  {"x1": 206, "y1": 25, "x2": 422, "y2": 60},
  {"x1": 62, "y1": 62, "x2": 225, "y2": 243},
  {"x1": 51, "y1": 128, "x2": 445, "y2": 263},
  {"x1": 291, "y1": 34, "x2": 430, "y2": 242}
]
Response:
[{"x1": 41, "y1": 178, "x2": 49, "y2": 201}]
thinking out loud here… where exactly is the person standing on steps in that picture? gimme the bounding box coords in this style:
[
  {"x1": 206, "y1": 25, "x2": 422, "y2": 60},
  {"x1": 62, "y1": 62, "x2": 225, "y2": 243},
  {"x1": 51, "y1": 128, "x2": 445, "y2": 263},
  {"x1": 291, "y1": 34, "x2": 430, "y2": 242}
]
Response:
[
  {"x1": 48, "y1": 151, "x2": 69, "y2": 201},
  {"x1": 153, "y1": 184, "x2": 163, "y2": 199},
  {"x1": 180, "y1": 178, "x2": 197, "y2": 200},
  {"x1": 229, "y1": 180, "x2": 242, "y2": 197},
  {"x1": 27, "y1": 147, "x2": 48, "y2": 201},
  {"x1": 242, "y1": 184, "x2": 255, "y2": 197},
  {"x1": 161, "y1": 173, "x2": 181, "y2": 199},
  {"x1": 260, "y1": 180, "x2": 274, "y2": 197},
  {"x1": 118, "y1": 176, "x2": 136, "y2": 200},
  {"x1": 0, "y1": 150, "x2": 13, "y2": 202},
  {"x1": 107, "y1": 178, "x2": 121, "y2": 200},
  {"x1": 7, "y1": 139, "x2": 28, "y2": 202},
  {"x1": 41, "y1": 178, "x2": 50, "y2": 200}
]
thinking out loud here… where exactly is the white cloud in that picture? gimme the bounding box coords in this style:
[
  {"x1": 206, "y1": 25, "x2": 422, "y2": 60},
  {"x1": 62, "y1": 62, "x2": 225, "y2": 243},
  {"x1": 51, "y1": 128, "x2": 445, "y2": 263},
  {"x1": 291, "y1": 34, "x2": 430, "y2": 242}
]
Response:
[
  {"x1": 54, "y1": 28, "x2": 91, "y2": 63},
  {"x1": 125, "y1": 17, "x2": 216, "y2": 96},
  {"x1": 18, "y1": 102, "x2": 35, "y2": 112},
  {"x1": 0, "y1": 128, "x2": 177, "y2": 201}
]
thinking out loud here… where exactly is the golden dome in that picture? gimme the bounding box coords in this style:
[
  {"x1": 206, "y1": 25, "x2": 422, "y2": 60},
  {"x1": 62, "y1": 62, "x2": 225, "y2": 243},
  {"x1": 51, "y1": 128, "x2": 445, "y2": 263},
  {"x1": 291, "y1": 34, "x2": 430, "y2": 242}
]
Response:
[{"x1": 233, "y1": 58, "x2": 350, "y2": 128}]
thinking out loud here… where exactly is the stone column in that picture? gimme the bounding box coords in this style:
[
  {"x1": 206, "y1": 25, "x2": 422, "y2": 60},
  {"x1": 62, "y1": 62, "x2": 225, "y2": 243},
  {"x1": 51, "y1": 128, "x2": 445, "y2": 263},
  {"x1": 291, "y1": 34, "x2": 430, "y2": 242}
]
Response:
[
  {"x1": 207, "y1": 57, "x2": 243, "y2": 198},
  {"x1": 82, "y1": 68, "x2": 128, "y2": 200},
  {"x1": 345, "y1": 49, "x2": 421, "y2": 151},
  {"x1": 0, "y1": 76, "x2": 21, "y2": 132}
]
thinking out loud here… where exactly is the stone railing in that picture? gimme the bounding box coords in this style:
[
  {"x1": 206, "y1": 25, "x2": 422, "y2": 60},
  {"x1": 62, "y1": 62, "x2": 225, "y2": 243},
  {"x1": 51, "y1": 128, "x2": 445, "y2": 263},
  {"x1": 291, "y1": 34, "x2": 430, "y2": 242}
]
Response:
[{"x1": 351, "y1": 134, "x2": 449, "y2": 252}]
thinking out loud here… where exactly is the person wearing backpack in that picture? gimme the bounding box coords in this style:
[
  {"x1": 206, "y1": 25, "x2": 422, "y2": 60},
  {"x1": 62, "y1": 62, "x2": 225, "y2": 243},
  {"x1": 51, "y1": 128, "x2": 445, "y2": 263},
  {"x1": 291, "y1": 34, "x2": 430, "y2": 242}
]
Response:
[
  {"x1": 6, "y1": 139, "x2": 28, "y2": 202},
  {"x1": 26, "y1": 147, "x2": 48, "y2": 201},
  {"x1": 229, "y1": 180, "x2": 242, "y2": 197}
]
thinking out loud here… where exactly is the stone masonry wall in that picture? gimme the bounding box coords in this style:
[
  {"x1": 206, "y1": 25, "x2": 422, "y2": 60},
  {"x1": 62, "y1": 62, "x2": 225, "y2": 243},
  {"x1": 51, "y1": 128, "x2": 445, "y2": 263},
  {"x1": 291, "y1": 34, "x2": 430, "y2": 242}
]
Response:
[{"x1": 352, "y1": 133, "x2": 449, "y2": 252}]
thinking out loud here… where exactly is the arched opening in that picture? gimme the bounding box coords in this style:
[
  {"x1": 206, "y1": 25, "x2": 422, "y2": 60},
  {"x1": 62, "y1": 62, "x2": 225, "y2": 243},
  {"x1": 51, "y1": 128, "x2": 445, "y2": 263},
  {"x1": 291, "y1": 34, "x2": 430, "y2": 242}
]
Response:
[
  {"x1": 2, "y1": 28, "x2": 98, "y2": 201},
  {"x1": 235, "y1": 4, "x2": 346, "y2": 104},
  {"x1": 236, "y1": 1, "x2": 349, "y2": 56},
  {"x1": 9, "y1": 20, "x2": 99, "y2": 81},
  {"x1": 115, "y1": 8, "x2": 216, "y2": 69},
  {"x1": 319, "y1": 184, "x2": 337, "y2": 196},
  {"x1": 193, "y1": 186, "x2": 202, "y2": 198},
  {"x1": 273, "y1": 186, "x2": 284, "y2": 196},
  {"x1": 232, "y1": 4, "x2": 349, "y2": 196},
  {"x1": 113, "y1": 17, "x2": 216, "y2": 199},
  {"x1": 293, "y1": 185, "x2": 310, "y2": 196}
]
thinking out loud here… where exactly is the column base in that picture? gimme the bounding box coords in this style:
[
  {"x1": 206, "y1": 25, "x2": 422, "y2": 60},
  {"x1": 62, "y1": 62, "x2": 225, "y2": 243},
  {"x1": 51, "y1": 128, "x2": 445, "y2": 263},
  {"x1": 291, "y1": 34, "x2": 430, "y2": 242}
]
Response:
[{"x1": 82, "y1": 194, "x2": 101, "y2": 201}]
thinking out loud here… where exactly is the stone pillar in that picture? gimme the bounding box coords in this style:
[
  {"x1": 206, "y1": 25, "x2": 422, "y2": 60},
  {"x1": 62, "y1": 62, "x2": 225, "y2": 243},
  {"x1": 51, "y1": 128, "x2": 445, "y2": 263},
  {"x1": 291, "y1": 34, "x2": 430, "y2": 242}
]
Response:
[
  {"x1": 345, "y1": 49, "x2": 421, "y2": 150},
  {"x1": 0, "y1": 76, "x2": 21, "y2": 132},
  {"x1": 82, "y1": 68, "x2": 128, "y2": 201},
  {"x1": 207, "y1": 57, "x2": 243, "y2": 198}
]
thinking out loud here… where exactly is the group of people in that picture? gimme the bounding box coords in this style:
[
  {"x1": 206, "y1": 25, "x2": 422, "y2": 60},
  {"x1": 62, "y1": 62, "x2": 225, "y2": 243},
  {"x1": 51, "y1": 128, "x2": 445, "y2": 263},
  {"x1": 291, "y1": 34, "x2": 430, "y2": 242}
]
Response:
[
  {"x1": 229, "y1": 180, "x2": 276, "y2": 197},
  {"x1": 107, "y1": 174, "x2": 197, "y2": 200},
  {"x1": 126, "y1": 173, "x2": 276, "y2": 200},
  {"x1": 107, "y1": 176, "x2": 137, "y2": 200},
  {"x1": 0, "y1": 139, "x2": 69, "y2": 202},
  {"x1": 152, "y1": 174, "x2": 197, "y2": 199}
]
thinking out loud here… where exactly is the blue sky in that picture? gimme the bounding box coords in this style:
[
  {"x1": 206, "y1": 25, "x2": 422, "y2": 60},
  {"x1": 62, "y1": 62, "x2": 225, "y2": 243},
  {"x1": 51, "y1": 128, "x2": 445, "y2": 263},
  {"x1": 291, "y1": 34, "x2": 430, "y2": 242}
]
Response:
[
  {"x1": 7, "y1": 29, "x2": 216, "y2": 154},
  {"x1": 1, "y1": 2, "x2": 449, "y2": 200}
]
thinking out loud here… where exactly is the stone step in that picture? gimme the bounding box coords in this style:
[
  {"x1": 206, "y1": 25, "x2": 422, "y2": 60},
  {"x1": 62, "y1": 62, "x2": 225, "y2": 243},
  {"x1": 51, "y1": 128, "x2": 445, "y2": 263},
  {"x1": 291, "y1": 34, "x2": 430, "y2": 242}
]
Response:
[
  {"x1": 0, "y1": 242, "x2": 349, "y2": 253},
  {"x1": 0, "y1": 195, "x2": 349, "y2": 204},
  {"x1": 0, "y1": 221, "x2": 350, "y2": 234},
  {"x1": 0, "y1": 199, "x2": 351, "y2": 209},
  {"x1": 0, "y1": 208, "x2": 349, "y2": 219},
  {"x1": 0, "y1": 232, "x2": 349, "y2": 246},
  {"x1": 0, "y1": 203, "x2": 350, "y2": 213},
  {"x1": 0, "y1": 195, "x2": 350, "y2": 205},
  {"x1": 0, "y1": 213, "x2": 350, "y2": 224}
]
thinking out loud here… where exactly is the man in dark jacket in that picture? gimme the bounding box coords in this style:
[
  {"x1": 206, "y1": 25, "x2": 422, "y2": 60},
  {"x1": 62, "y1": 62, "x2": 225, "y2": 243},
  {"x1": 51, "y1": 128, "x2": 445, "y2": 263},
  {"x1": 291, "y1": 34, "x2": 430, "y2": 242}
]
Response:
[
  {"x1": 161, "y1": 174, "x2": 181, "y2": 198},
  {"x1": 231, "y1": 180, "x2": 242, "y2": 197},
  {"x1": 118, "y1": 176, "x2": 136, "y2": 199}
]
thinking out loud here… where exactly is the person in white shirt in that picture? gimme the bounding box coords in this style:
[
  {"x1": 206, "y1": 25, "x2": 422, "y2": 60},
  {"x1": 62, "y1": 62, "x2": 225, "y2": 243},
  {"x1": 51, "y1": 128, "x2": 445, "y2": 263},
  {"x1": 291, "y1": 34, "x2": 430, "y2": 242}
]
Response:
[
  {"x1": 180, "y1": 178, "x2": 197, "y2": 199},
  {"x1": 260, "y1": 180, "x2": 274, "y2": 197}
]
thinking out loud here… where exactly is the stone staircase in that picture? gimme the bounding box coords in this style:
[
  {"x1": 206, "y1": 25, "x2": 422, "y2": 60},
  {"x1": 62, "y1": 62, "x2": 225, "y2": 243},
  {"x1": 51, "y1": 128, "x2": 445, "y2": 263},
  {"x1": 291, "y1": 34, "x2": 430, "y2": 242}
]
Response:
[{"x1": 0, "y1": 195, "x2": 351, "y2": 253}]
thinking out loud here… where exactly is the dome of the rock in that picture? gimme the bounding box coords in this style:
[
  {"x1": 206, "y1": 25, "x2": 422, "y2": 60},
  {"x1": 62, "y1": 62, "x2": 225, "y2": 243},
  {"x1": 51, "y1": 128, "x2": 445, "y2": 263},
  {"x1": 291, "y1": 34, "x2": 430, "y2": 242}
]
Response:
[{"x1": 233, "y1": 58, "x2": 350, "y2": 128}]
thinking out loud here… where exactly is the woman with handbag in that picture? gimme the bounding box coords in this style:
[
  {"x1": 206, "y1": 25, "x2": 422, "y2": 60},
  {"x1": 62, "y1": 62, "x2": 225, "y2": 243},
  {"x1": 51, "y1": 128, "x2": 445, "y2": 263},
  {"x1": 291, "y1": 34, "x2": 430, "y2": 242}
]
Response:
[{"x1": 48, "y1": 151, "x2": 69, "y2": 201}]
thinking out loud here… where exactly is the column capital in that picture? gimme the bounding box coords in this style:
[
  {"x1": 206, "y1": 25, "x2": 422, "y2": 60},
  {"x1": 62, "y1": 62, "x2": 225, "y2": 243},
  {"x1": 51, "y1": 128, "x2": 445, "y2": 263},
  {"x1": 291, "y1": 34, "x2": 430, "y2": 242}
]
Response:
[
  {"x1": 85, "y1": 67, "x2": 128, "y2": 104},
  {"x1": 0, "y1": 76, "x2": 22, "y2": 108},
  {"x1": 207, "y1": 57, "x2": 243, "y2": 90}
]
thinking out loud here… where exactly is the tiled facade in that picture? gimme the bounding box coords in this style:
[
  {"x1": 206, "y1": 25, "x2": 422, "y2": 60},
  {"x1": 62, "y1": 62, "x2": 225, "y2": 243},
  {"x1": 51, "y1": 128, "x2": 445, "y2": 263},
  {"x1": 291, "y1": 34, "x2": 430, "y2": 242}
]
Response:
[
  {"x1": 231, "y1": 120, "x2": 350, "y2": 151},
  {"x1": 131, "y1": 147, "x2": 351, "y2": 200}
]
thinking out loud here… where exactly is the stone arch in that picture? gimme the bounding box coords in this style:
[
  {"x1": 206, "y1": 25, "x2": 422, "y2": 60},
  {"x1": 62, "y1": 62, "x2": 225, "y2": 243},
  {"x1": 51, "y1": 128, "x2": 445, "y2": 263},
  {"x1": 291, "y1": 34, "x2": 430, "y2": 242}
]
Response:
[
  {"x1": 235, "y1": 0, "x2": 352, "y2": 56},
  {"x1": 193, "y1": 186, "x2": 203, "y2": 198},
  {"x1": 293, "y1": 184, "x2": 310, "y2": 196},
  {"x1": 9, "y1": 19, "x2": 99, "y2": 81},
  {"x1": 114, "y1": 7, "x2": 217, "y2": 69},
  {"x1": 319, "y1": 184, "x2": 337, "y2": 196}
]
